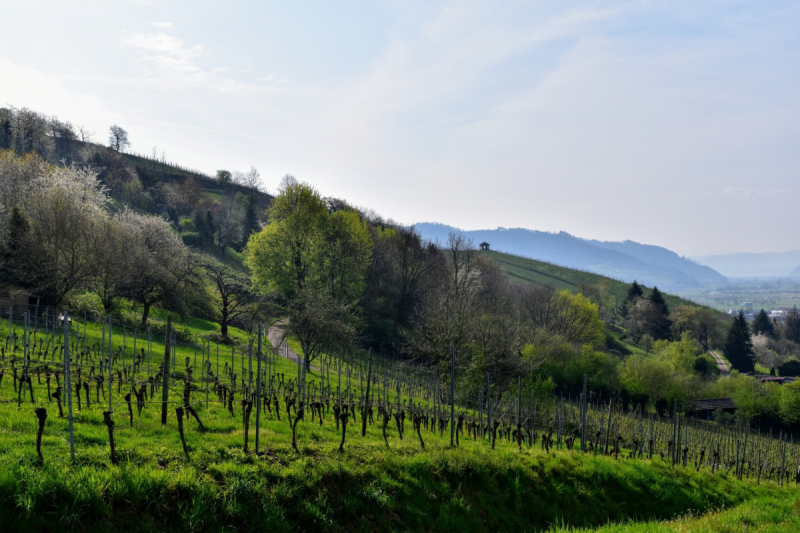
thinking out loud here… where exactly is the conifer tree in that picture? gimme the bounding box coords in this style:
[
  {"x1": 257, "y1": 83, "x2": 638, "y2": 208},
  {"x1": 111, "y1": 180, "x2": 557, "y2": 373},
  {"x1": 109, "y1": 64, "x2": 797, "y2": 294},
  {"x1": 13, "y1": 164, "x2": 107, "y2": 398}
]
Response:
[
  {"x1": 786, "y1": 306, "x2": 800, "y2": 344},
  {"x1": 751, "y1": 309, "x2": 776, "y2": 339},
  {"x1": 725, "y1": 311, "x2": 755, "y2": 373},
  {"x1": 621, "y1": 280, "x2": 644, "y2": 317},
  {"x1": 646, "y1": 286, "x2": 672, "y2": 340},
  {"x1": 241, "y1": 197, "x2": 260, "y2": 247}
]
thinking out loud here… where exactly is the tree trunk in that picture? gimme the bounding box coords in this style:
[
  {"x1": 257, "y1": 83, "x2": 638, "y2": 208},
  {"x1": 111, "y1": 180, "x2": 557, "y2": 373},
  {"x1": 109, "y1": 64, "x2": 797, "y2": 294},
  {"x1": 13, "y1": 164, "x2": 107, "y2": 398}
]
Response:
[{"x1": 141, "y1": 302, "x2": 151, "y2": 328}]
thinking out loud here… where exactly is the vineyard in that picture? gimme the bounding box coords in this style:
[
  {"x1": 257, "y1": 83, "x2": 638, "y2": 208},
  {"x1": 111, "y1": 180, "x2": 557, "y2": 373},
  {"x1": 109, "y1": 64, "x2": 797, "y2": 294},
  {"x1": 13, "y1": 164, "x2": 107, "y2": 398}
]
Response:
[{"x1": 1, "y1": 307, "x2": 799, "y2": 531}]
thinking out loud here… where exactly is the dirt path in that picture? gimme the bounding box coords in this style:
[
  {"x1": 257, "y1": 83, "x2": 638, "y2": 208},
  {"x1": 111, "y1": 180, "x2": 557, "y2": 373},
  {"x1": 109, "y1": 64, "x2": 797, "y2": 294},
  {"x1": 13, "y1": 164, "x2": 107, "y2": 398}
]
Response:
[
  {"x1": 267, "y1": 322, "x2": 301, "y2": 363},
  {"x1": 267, "y1": 321, "x2": 318, "y2": 371},
  {"x1": 709, "y1": 350, "x2": 730, "y2": 376}
]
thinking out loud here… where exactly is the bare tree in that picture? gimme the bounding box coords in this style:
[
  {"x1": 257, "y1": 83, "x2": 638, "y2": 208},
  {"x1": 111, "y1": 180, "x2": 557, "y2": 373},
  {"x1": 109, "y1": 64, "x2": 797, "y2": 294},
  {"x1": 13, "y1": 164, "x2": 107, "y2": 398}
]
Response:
[
  {"x1": 108, "y1": 124, "x2": 130, "y2": 152},
  {"x1": 286, "y1": 284, "x2": 357, "y2": 370},
  {"x1": 204, "y1": 259, "x2": 252, "y2": 338},
  {"x1": 234, "y1": 166, "x2": 262, "y2": 191},
  {"x1": 164, "y1": 177, "x2": 205, "y2": 217},
  {"x1": 216, "y1": 193, "x2": 243, "y2": 252},
  {"x1": 77, "y1": 125, "x2": 94, "y2": 143}
]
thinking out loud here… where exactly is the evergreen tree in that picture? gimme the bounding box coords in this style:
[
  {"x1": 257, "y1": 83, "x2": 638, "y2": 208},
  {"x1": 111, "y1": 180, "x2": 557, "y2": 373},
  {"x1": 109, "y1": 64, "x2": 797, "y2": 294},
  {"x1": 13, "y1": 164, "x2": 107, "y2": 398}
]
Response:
[
  {"x1": 621, "y1": 280, "x2": 644, "y2": 317},
  {"x1": 1, "y1": 206, "x2": 33, "y2": 286},
  {"x1": 241, "y1": 196, "x2": 260, "y2": 247},
  {"x1": 205, "y1": 211, "x2": 215, "y2": 244},
  {"x1": 786, "y1": 306, "x2": 800, "y2": 344},
  {"x1": 193, "y1": 211, "x2": 211, "y2": 245},
  {"x1": 646, "y1": 286, "x2": 672, "y2": 340},
  {"x1": 724, "y1": 311, "x2": 755, "y2": 373},
  {"x1": 751, "y1": 308, "x2": 777, "y2": 338}
]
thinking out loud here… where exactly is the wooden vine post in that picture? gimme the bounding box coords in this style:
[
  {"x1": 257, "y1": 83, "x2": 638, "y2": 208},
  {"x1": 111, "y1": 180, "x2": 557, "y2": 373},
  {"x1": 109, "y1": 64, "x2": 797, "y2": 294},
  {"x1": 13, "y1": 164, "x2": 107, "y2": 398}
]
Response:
[
  {"x1": 255, "y1": 323, "x2": 263, "y2": 453},
  {"x1": 581, "y1": 374, "x2": 587, "y2": 452},
  {"x1": 361, "y1": 349, "x2": 373, "y2": 437},
  {"x1": 450, "y1": 346, "x2": 455, "y2": 448},
  {"x1": 63, "y1": 310, "x2": 75, "y2": 461},
  {"x1": 161, "y1": 316, "x2": 171, "y2": 426}
]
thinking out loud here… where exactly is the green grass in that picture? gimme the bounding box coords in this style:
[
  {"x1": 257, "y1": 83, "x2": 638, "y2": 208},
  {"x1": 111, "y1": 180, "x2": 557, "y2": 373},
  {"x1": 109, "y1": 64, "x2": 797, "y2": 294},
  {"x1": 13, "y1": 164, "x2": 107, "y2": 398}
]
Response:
[
  {"x1": 480, "y1": 250, "x2": 723, "y2": 317},
  {"x1": 1, "y1": 412, "x2": 797, "y2": 533},
  {"x1": 2, "y1": 313, "x2": 797, "y2": 531},
  {"x1": 553, "y1": 492, "x2": 800, "y2": 532}
]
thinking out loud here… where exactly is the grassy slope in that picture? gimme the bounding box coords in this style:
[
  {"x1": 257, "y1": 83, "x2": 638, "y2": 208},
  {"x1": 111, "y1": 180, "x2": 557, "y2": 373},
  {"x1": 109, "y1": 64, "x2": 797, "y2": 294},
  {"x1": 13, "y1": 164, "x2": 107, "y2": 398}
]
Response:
[
  {"x1": 555, "y1": 493, "x2": 800, "y2": 532},
  {"x1": 0, "y1": 317, "x2": 798, "y2": 531},
  {"x1": 479, "y1": 250, "x2": 710, "y2": 314}
]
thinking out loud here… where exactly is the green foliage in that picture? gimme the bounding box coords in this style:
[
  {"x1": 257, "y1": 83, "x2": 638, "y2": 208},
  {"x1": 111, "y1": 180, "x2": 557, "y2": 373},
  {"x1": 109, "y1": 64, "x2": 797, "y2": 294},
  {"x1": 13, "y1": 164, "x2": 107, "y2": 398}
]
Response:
[
  {"x1": 555, "y1": 291, "x2": 605, "y2": 347},
  {"x1": 777, "y1": 381, "x2": 800, "y2": 424},
  {"x1": 621, "y1": 280, "x2": 643, "y2": 317},
  {"x1": 751, "y1": 308, "x2": 777, "y2": 338},
  {"x1": 245, "y1": 180, "x2": 329, "y2": 298},
  {"x1": 62, "y1": 290, "x2": 105, "y2": 318},
  {"x1": 619, "y1": 355, "x2": 678, "y2": 405},
  {"x1": 655, "y1": 333, "x2": 697, "y2": 373},
  {"x1": 725, "y1": 311, "x2": 756, "y2": 373},
  {"x1": 646, "y1": 287, "x2": 672, "y2": 340},
  {"x1": 551, "y1": 492, "x2": 800, "y2": 532},
  {"x1": 180, "y1": 218, "x2": 195, "y2": 232},
  {"x1": 778, "y1": 359, "x2": 800, "y2": 377},
  {"x1": 786, "y1": 306, "x2": 800, "y2": 344},
  {"x1": 180, "y1": 231, "x2": 203, "y2": 246},
  {"x1": 693, "y1": 354, "x2": 720, "y2": 381}
]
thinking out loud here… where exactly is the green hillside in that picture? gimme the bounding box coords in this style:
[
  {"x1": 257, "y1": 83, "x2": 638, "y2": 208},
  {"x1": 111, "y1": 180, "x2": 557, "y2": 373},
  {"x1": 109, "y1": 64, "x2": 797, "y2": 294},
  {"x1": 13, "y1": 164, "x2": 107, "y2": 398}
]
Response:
[{"x1": 480, "y1": 249, "x2": 717, "y2": 314}]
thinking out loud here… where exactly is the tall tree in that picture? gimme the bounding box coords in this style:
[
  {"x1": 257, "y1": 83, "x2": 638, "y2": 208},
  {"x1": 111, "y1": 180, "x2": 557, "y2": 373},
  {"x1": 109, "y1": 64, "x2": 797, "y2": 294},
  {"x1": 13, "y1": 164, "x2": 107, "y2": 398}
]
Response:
[
  {"x1": 204, "y1": 260, "x2": 251, "y2": 338},
  {"x1": 621, "y1": 280, "x2": 644, "y2": 317},
  {"x1": 245, "y1": 178, "x2": 372, "y2": 369},
  {"x1": 240, "y1": 196, "x2": 260, "y2": 247},
  {"x1": 115, "y1": 210, "x2": 201, "y2": 326},
  {"x1": 646, "y1": 286, "x2": 672, "y2": 340},
  {"x1": 786, "y1": 306, "x2": 800, "y2": 344},
  {"x1": 725, "y1": 311, "x2": 756, "y2": 373},
  {"x1": 245, "y1": 177, "x2": 328, "y2": 299},
  {"x1": 752, "y1": 309, "x2": 777, "y2": 339},
  {"x1": 108, "y1": 125, "x2": 130, "y2": 152}
]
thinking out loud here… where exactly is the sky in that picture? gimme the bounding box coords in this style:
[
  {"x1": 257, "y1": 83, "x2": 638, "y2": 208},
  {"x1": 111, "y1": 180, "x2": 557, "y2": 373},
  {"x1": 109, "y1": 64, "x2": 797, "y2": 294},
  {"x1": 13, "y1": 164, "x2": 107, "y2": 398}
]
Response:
[{"x1": 1, "y1": 0, "x2": 798, "y2": 256}]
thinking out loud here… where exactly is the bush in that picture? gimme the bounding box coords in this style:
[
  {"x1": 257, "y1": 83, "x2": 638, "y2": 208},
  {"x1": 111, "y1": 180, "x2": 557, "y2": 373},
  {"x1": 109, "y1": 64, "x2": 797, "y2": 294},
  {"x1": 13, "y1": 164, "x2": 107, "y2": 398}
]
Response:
[
  {"x1": 181, "y1": 231, "x2": 203, "y2": 246},
  {"x1": 62, "y1": 290, "x2": 105, "y2": 318},
  {"x1": 779, "y1": 359, "x2": 800, "y2": 377},
  {"x1": 180, "y1": 218, "x2": 195, "y2": 232}
]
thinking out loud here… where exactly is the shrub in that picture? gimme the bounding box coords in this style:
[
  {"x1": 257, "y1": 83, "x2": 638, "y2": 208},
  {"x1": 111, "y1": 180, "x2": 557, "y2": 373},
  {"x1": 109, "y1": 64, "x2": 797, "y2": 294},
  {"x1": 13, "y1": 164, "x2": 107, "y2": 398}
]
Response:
[
  {"x1": 181, "y1": 231, "x2": 203, "y2": 246},
  {"x1": 62, "y1": 290, "x2": 105, "y2": 317},
  {"x1": 779, "y1": 359, "x2": 800, "y2": 377}
]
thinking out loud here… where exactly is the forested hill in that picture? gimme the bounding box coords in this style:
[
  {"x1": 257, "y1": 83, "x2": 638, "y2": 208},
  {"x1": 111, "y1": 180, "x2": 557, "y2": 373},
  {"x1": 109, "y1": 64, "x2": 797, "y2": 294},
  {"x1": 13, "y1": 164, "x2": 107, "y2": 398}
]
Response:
[
  {"x1": 414, "y1": 223, "x2": 726, "y2": 290},
  {"x1": 0, "y1": 107, "x2": 273, "y2": 262}
]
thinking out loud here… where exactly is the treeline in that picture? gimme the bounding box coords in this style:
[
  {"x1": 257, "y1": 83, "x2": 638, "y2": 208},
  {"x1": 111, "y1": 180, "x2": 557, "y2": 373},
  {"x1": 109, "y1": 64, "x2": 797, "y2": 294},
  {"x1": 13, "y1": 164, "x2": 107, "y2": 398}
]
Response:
[
  {"x1": 0, "y1": 149, "x2": 269, "y2": 337},
  {"x1": 0, "y1": 106, "x2": 270, "y2": 255}
]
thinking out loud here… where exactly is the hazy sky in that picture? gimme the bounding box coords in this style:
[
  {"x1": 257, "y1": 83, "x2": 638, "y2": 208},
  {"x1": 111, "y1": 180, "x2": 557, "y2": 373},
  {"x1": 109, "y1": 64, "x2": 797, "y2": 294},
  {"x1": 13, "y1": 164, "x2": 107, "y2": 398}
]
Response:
[{"x1": 1, "y1": 1, "x2": 798, "y2": 256}]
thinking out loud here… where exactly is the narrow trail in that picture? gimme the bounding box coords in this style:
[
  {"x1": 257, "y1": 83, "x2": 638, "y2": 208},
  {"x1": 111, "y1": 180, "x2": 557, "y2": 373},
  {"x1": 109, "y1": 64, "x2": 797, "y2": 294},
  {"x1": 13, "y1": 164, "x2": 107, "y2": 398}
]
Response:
[
  {"x1": 709, "y1": 350, "x2": 730, "y2": 376},
  {"x1": 267, "y1": 321, "x2": 318, "y2": 371}
]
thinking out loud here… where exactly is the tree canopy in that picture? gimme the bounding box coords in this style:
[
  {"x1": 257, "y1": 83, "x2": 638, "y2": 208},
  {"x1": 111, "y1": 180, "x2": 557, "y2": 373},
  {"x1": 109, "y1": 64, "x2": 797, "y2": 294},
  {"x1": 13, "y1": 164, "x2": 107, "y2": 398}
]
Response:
[{"x1": 725, "y1": 311, "x2": 755, "y2": 373}]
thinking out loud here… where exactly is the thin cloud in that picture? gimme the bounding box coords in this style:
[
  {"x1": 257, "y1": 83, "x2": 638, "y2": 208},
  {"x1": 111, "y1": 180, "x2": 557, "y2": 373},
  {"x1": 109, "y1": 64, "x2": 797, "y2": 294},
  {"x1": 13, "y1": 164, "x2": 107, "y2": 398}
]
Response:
[
  {"x1": 725, "y1": 186, "x2": 792, "y2": 198},
  {"x1": 150, "y1": 22, "x2": 173, "y2": 29},
  {"x1": 120, "y1": 31, "x2": 253, "y2": 92}
]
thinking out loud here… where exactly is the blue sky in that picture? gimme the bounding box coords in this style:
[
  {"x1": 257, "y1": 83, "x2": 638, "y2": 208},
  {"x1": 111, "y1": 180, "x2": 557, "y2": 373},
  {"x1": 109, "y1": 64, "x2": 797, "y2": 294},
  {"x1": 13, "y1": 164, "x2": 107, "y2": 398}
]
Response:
[{"x1": 1, "y1": 0, "x2": 798, "y2": 255}]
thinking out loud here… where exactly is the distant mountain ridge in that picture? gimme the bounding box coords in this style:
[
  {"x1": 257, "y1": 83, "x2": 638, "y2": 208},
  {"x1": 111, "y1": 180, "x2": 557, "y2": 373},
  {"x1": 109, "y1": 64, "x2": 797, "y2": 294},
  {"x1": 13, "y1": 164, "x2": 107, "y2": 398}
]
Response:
[
  {"x1": 690, "y1": 250, "x2": 800, "y2": 278},
  {"x1": 413, "y1": 223, "x2": 727, "y2": 290}
]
